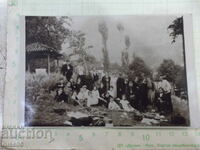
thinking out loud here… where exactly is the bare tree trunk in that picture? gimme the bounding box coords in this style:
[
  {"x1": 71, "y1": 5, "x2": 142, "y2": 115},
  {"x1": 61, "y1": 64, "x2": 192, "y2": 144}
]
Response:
[{"x1": 103, "y1": 40, "x2": 110, "y2": 72}]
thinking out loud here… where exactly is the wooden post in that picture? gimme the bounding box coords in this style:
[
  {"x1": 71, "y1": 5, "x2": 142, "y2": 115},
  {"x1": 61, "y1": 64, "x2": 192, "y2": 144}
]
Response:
[{"x1": 47, "y1": 54, "x2": 50, "y2": 74}]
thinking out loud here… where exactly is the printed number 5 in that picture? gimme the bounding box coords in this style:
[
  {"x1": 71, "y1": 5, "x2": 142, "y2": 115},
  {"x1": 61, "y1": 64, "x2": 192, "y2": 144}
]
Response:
[{"x1": 142, "y1": 134, "x2": 150, "y2": 141}]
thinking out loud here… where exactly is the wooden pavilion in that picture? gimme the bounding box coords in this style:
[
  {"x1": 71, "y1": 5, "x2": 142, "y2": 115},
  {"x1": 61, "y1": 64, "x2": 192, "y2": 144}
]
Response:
[{"x1": 26, "y1": 42, "x2": 62, "y2": 74}]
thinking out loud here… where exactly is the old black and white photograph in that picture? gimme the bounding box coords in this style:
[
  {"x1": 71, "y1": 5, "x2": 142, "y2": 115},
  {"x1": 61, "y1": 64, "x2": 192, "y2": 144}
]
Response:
[{"x1": 25, "y1": 15, "x2": 190, "y2": 127}]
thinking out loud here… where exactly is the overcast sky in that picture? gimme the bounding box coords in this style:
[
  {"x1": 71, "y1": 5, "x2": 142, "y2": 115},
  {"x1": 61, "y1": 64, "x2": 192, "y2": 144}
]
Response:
[{"x1": 62, "y1": 15, "x2": 184, "y2": 69}]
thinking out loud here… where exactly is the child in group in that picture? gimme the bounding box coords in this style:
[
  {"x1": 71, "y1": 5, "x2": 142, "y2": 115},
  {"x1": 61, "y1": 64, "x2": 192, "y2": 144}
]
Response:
[
  {"x1": 54, "y1": 79, "x2": 66, "y2": 102},
  {"x1": 92, "y1": 86, "x2": 100, "y2": 98},
  {"x1": 55, "y1": 86, "x2": 69, "y2": 103},
  {"x1": 71, "y1": 91, "x2": 81, "y2": 106},
  {"x1": 108, "y1": 85, "x2": 115, "y2": 98},
  {"x1": 86, "y1": 91, "x2": 96, "y2": 107},
  {"x1": 102, "y1": 91, "x2": 112, "y2": 108},
  {"x1": 74, "y1": 77, "x2": 82, "y2": 93},
  {"x1": 52, "y1": 78, "x2": 65, "y2": 91},
  {"x1": 108, "y1": 97, "x2": 121, "y2": 110},
  {"x1": 120, "y1": 95, "x2": 135, "y2": 112},
  {"x1": 77, "y1": 85, "x2": 88, "y2": 106},
  {"x1": 86, "y1": 86, "x2": 101, "y2": 107}
]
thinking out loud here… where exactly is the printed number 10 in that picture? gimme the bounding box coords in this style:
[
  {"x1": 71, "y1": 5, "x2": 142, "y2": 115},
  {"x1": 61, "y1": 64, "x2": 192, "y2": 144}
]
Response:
[{"x1": 142, "y1": 134, "x2": 150, "y2": 141}]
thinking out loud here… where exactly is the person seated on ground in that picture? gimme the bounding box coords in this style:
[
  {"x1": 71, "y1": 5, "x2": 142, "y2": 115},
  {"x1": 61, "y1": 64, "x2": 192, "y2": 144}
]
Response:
[
  {"x1": 74, "y1": 77, "x2": 82, "y2": 93},
  {"x1": 108, "y1": 97, "x2": 121, "y2": 110},
  {"x1": 87, "y1": 90, "x2": 99, "y2": 107},
  {"x1": 65, "y1": 80, "x2": 73, "y2": 91},
  {"x1": 120, "y1": 95, "x2": 135, "y2": 112},
  {"x1": 108, "y1": 85, "x2": 115, "y2": 98},
  {"x1": 92, "y1": 86, "x2": 100, "y2": 99},
  {"x1": 65, "y1": 82, "x2": 73, "y2": 95},
  {"x1": 96, "y1": 91, "x2": 110, "y2": 108},
  {"x1": 103, "y1": 91, "x2": 112, "y2": 108},
  {"x1": 115, "y1": 98, "x2": 123, "y2": 109},
  {"x1": 69, "y1": 78, "x2": 76, "y2": 91},
  {"x1": 71, "y1": 91, "x2": 82, "y2": 106},
  {"x1": 98, "y1": 83, "x2": 106, "y2": 98},
  {"x1": 54, "y1": 81, "x2": 64, "y2": 102},
  {"x1": 55, "y1": 86, "x2": 69, "y2": 103},
  {"x1": 50, "y1": 78, "x2": 65, "y2": 92},
  {"x1": 77, "y1": 85, "x2": 89, "y2": 106}
]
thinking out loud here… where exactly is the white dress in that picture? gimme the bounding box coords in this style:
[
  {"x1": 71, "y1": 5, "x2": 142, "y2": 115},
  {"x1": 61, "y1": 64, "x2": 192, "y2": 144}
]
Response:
[
  {"x1": 77, "y1": 90, "x2": 88, "y2": 100},
  {"x1": 87, "y1": 90, "x2": 99, "y2": 107}
]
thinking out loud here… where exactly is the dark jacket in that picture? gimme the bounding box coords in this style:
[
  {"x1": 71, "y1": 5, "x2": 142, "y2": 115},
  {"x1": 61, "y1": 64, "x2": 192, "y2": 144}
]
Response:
[
  {"x1": 116, "y1": 77, "x2": 124, "y2": 98},
  {"x1": 55, "y1": 92, "x2": 69, "y2": 103},
  {"x1": 61, "y1": 64, "x2": 73, "y2": 79},
  {"x1": 102, "y1": 76, "x2": 111, "y2": 92}
]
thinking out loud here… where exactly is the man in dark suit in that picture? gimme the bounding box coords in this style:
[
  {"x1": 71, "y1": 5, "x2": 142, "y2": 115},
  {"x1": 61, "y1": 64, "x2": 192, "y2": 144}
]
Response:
[
  {"x1": 116, "y1": 73, "x2": 125, "y2": 99},
  {"x1": 61, "y1": 60, "x2": 73, "y2": 81}
]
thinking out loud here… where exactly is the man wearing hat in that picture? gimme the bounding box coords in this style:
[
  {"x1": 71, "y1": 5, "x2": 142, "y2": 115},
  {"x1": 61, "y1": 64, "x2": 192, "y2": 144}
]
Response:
[{"x1": 61, "y1": 60, "x2": 74, "y2": 81}]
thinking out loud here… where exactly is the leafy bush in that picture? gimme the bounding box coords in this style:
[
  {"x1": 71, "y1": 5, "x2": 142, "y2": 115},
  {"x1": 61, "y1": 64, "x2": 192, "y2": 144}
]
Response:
[{"x1": 25, "y1": 73, "x2": 65, "y2": 103}]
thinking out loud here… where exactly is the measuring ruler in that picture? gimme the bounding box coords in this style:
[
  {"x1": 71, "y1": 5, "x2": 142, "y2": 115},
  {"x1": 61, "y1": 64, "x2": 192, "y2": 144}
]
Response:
[
  {"x1": 3, "y1": 127, "x2": 200, "y2": 149},
  {"x1": 107, "y1": 128, "x2": 200, "y2": 150}
]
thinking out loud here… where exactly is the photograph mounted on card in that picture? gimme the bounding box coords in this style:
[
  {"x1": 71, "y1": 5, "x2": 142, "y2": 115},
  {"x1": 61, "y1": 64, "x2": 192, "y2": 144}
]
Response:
[{"x1": 23, "y1": 15, "x2": 197, "y2": 127}]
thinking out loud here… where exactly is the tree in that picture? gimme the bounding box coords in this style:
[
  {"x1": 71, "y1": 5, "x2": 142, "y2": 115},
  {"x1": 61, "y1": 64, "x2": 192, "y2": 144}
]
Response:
[
  {"x1": 68, "y1": 30, "x2": 86, "y2": 53},
  {"x1": 116, "y1": 23, "x2": 130, "y2": 72},
  {"x1": 121, "y1": 35, "x2": 130, "y2": 71},
  {"x1": 68, "y1": 30, "x2": 94, "y2": 73},
  {"x1": 26, "y1": 16, "x2": 71, "y2": 50},
  {"x1": 168, "y1": 17, "x2": 188, "y2": 91},
  {"x1": 98, "y1": 21, "x2": 110, "y2": 72},
  {"x1": 129, "y1": 56, "x2": 151, "y2": 80},
  {"x1": 168, "y1": 17, "x2": 183, "y2": 43},
  {"x1": 158, "y1": 59, "x2": 187, "y2": 90},
  {"x1": 175, "y1": 67, "x2": 187, "y2": 90},
  {"x1": 157, "y1": 59, "x2": 183, "y2": 82}
]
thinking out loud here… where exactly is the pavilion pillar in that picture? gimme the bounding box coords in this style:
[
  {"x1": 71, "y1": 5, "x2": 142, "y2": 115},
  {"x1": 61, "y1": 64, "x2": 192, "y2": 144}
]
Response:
[{"x1": 47, "y1": 54, "x2": 50, "y2": 74}]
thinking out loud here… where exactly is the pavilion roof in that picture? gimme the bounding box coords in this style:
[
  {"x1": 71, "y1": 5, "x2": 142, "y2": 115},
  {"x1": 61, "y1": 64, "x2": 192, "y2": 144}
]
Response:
[{"x1": 26, "y1": 42, "x2": 62, "y2": 58}]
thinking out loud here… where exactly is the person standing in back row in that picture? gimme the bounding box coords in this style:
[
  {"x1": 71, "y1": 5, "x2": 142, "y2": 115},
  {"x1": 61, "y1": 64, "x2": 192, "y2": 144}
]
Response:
[
  {"x1": 102, "y1": 72, "x2": 111, "y2": 93},
  {"x1": 159, "y1": 75, "x2": 173, "y2": 114},
  {"x1": 116, "y1": 73, "x2": 125, "y2": 99},
  {"x1": 61, "y1": 60, "x2": 73, "y2": 81}
]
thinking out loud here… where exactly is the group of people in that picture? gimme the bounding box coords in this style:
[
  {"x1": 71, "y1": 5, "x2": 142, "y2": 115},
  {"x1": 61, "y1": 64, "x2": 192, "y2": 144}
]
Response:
[{"x1": 51, "y1": 60, "x2": 173, "y2": 115}]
